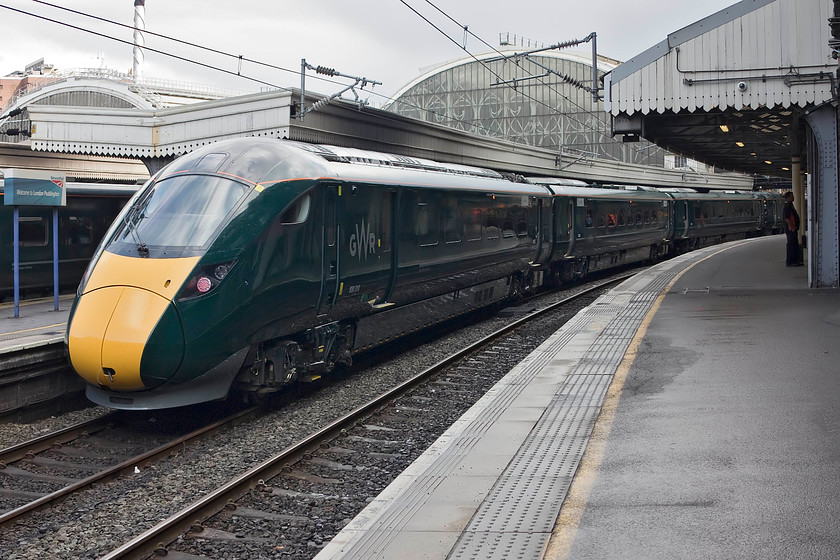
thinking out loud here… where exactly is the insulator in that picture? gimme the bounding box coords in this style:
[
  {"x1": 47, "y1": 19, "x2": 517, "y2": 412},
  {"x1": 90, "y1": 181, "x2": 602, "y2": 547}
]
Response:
[
  {"x1": 310, "y1": 97, "x2": 333, "y2": 112},
  {"x1": 316, "y1": 65, "x2": 337, "y2": 76}
]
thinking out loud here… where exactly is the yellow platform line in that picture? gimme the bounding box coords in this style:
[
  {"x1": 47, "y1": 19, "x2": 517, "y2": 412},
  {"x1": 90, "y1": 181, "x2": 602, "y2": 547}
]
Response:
[{"x1": 1, "y1": 322, "x2": 67, "y2": 341}]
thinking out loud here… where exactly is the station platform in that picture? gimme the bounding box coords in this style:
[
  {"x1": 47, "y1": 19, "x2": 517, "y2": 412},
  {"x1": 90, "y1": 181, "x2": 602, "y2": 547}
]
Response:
[
  {"x1": 0, "y1": 294, "x2": 72, "y2": 354},
  {"x1": 315, "y1": 234, "x2": 840, "y2": 560}
]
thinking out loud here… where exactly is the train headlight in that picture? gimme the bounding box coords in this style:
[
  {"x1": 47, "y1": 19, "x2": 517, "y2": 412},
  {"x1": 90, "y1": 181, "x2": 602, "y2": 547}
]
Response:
[{"x1": 178, "y1": 259, "x2": 237, "y2": 300}]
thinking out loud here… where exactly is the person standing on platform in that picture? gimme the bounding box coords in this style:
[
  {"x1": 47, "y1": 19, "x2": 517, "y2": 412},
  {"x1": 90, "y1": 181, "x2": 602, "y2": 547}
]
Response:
[{"x1": 783, "y1": 191, "x2": 802, "y2": 266}]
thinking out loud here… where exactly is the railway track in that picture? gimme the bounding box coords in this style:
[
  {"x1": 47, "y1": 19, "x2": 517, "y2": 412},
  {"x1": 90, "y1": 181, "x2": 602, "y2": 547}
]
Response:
[
  {"x1": 94, "y1": 273, "x2": 631, "y2": 560},
  {"x1": 0, "y1": 405, "x2": 259, "y2": 530}
]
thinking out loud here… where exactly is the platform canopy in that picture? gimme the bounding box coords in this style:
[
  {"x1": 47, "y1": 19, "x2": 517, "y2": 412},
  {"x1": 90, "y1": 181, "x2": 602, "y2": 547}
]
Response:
[{"x1": 605, "y1": 0, "x2": 834, "y2": 180}]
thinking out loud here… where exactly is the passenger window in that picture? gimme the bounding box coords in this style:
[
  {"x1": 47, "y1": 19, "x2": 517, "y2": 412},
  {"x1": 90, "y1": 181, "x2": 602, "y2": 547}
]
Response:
[
  {"x1": 64, "y1": 216, "x2": 92, "y2": 245},
  {"x1": 418, "y1": 202, "x2": 439, "y2": 246},
  {"x1": 486, "y1": 210, "x2": 500, "y2": 240},
  {"x1": 280, "y1": 194, "x2": 311, "y2": 224},
  {"x1": 19, "y1": 217, "x2": 48, "y2": 246},
  {"x1": 443, "y1": 199, "x2": 462, "y2": 244},
  {"x1": 516, "y1": 210, "x2": 528, "y2": 237},
  {"x1": 502, "y1": 213, "x2": 515, "y2": 238},
  {"x1": 464, "y1": 207, "x2": 482, "y2": 241}
]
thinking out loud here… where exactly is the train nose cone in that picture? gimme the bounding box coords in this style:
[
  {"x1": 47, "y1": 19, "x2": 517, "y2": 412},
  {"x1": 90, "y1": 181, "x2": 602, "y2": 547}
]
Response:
[{"x1": 68, "y1": 286, "x2": 184, "y2": 390}]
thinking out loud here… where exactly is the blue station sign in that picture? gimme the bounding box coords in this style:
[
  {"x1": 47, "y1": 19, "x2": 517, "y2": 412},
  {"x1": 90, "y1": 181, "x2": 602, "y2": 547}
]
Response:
[{"x1": 3, "y1": 168, "x2": 67, "y2": 206}]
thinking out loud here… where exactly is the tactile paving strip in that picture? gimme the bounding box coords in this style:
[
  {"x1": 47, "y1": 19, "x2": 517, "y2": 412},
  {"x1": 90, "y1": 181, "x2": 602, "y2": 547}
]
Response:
[{"x1": 449, "y1": 252, "x2": 705, "y2": 560}]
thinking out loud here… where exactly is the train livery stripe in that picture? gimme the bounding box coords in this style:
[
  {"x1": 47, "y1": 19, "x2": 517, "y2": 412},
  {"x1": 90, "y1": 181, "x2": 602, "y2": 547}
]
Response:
[{"x1": 84, "y1": 252, "x2": 201, "y2": 299}]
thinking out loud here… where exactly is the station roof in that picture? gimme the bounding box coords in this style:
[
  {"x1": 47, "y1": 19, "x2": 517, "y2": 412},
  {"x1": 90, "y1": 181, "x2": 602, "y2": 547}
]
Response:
[{"x1": 605, "y1": 0, "x2": 834, "y2": 180}]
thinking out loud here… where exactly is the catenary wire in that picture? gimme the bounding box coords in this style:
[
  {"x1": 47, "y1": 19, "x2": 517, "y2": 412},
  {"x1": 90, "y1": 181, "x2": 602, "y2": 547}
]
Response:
[{"x1": 4, "y1": 0, "x2": 506, "y2": 135}]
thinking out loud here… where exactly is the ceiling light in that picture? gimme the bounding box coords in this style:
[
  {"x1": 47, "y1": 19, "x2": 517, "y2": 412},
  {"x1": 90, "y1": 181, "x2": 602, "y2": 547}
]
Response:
[
  {"x1": 735, "y1": 141, "x2": 744, "y2": 147},
  {"x1": 765, "y1": 160, "x2": 772, "y2": 164},
  {"x1": 719, "y1": 125, "x2": 730, "y2": 132},
  {"x1": 782, "y1": 167, "x2": 790, "y2": 171}
]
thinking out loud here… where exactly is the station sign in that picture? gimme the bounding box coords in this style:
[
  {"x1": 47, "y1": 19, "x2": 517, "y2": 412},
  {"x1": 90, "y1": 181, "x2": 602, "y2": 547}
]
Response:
[{"x1": 2, "y1": 168, "x2": 67, "y2": 206}]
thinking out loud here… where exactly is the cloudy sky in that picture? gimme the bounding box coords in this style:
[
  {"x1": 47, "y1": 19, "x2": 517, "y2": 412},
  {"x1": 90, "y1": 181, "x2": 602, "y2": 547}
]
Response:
[{"x1": 1, "y1": 0, "x2": 739, "y2": 105}]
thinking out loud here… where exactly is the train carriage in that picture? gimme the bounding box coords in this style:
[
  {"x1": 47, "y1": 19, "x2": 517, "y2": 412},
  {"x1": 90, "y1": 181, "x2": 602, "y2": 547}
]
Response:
[
  {"x1": 0, "y1": 183, "x2": 137, "y2": 300},
  {"x1": 64, "y1": 137, "x2": 781, "y2": 410}
]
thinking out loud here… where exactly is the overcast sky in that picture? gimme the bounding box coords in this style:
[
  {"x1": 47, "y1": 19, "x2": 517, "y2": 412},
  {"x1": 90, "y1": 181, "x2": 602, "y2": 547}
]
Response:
[{"x1": 1, "y1": 0, "x2": 740, "y2": 105}]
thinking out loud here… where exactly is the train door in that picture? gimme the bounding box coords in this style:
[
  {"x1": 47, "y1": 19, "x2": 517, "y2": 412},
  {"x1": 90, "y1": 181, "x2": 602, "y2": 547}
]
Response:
[
  {"x1": 317, "y1": 184, "x2": 339, "y2": 316},
  {"x1": 331, "y1": 183, "x2": 394, "y2": 315},
  {"x1": 531, "y1": 198, "x2": 551, "y2": 265}
]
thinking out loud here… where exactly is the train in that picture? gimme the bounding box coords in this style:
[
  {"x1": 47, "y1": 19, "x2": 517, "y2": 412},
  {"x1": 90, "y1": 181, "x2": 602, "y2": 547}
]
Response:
[
  {"x1": 64, "y1": 138, "x2": 783, "y2": 410},
  {"x1": 0, "y1": 182, "x2": 138, "y2": 301}
]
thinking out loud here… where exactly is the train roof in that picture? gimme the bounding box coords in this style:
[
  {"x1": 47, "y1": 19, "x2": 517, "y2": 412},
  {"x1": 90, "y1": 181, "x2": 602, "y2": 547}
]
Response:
[
  {"x1": 156, "y1": 138, "x2": 550, "y2": 197},
  {"x1": 545, "y1": 184, "x2": 674, "y2": 201}
]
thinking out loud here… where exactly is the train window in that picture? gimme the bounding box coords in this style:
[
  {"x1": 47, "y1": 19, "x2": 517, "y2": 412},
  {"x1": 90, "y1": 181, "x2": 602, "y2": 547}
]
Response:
[
  {"x1": 618, "y1": 211, "x2": 626, "y2": 227},
  {"x1": 501, "y1": 213, "x2": 515, "y2": 238},
  {"x1": 486, "y1": 210, "x2": 500, "y2": 239},
  {"x1": 325, "y1": 190, "x2": 336, "y2": 247},
  {"x1": 464, "y1": 207, "x2": 482, "y2": 241},
  {"x1": 596, "y1": 211, "x2": 606, "y2": 228},
  {"x1": 18, "y1": 217, "x2": 48, "y2": 246},
  {"x1": 64, "y1": 216, "x2": 92, "y2": 245},
  {"x1": 635, "y1": 212, "x2": 642, "y2": 225},
  {"x1": 114, "y1": 175, "x2": 249, "y2": 249},
  {"x1": 418, "y1": 203, "x2": 439, "y2": 246},
  {"x1": 280, "y1": 194, "x2": 311, "y2": 225},
  {"x1": 643, "y1": 210, "x2": 651, "y2": 224},
  {"x1": 585, "y1": 211, "x2": 594, "y2": 228},
  {"x1": 443, "y1": 200, "x2": 462, "y2": 244},
  {"x1": 516, "y1": 209, "x2": 528, "y2": 237}
]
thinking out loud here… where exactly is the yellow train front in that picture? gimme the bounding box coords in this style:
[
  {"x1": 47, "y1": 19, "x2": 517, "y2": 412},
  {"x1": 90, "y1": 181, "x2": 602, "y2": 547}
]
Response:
[{"x1": 66, "y1": 138, "x2": 324, "y2": 409}]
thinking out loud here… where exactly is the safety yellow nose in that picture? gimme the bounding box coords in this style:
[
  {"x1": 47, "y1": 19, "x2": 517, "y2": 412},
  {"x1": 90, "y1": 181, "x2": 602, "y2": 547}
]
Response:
[{"x1": 68, "y1": 286, "x2": 178, "y2": 390}]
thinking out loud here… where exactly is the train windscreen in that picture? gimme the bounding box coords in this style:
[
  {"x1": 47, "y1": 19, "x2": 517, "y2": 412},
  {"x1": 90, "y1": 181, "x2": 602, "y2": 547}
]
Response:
[{"x1": 112, "y1": 175, "x2": 249, "y2": 250}]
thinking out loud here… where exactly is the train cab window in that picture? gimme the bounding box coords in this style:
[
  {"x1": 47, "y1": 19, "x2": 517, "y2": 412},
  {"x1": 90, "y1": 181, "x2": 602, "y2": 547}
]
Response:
[
  {"x1": 280, "y1": 194, "x2": 311, "y2": 225},
  {"x1": 325, "y1": 190, "x2": 336, "y2": 247},
  {"x1": 486, "y1": 210, "x2": 500, "y2": 240}
]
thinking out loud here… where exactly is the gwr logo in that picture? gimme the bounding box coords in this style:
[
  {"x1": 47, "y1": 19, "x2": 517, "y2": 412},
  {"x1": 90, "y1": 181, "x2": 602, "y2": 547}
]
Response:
[{"x1": 349, "y1": 219, "x2": 376, "y2": 260}]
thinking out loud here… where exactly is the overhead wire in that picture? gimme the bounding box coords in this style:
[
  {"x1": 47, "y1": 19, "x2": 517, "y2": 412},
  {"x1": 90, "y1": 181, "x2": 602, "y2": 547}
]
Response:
[
  {"x1": 0, "y1": 2, "x2": 286, "y2": 91},
  {"x1": 413, "y1": 0, "x2": 660, "y2": 160},
  {"x1": 2, "y1": 0, "x2": 497, "y2": 134},
  {"x1": 422, "y1": 0, "x2": 604, "y2": 123},
  {"x1": 396, "y1": 0, "x2": 608, "y2": 146}
]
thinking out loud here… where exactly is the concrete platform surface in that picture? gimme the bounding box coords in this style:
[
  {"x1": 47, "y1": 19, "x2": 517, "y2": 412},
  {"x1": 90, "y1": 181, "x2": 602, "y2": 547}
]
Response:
[
  {"x1": 0, "y1": 294, "x2": 72, "y2": 354},
  {"x1": 314, "y1": 235, "x2": 839, "y2": 560}
]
